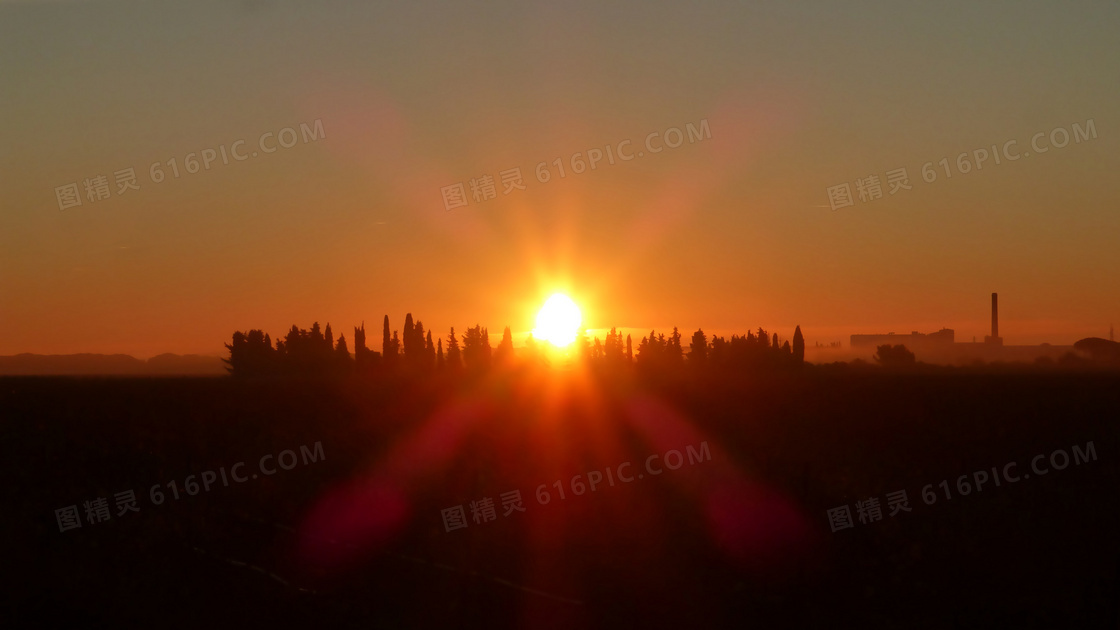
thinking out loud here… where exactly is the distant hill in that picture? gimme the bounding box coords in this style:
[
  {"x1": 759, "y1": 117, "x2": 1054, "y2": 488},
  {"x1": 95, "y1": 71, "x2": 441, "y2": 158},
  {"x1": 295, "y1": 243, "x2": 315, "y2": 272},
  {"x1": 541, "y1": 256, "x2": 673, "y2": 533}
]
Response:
[{"x1": 0, "y1": 353, "x2": 226, "y2": 376}]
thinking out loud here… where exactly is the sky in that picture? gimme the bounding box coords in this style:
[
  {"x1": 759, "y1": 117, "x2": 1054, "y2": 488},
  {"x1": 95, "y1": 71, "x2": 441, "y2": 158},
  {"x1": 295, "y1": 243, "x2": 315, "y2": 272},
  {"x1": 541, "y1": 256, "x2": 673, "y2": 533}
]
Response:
[{"x1": 1, "y1": 0, "x2": 1118, "y2": 358}]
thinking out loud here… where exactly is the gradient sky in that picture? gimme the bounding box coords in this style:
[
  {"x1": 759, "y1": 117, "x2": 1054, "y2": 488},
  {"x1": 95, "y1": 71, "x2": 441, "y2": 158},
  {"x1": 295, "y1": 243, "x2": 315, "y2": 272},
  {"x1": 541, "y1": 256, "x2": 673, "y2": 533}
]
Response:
[{"x1": 2, "y1": 0, "x2": 1118, "y2": 358}]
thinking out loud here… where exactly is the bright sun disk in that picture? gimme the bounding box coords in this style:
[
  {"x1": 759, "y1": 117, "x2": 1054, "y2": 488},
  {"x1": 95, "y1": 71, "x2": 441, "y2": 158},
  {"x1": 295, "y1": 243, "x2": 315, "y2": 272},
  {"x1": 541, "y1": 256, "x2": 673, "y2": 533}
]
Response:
[{"x1": 533, "y1": 293, "x2": 582, "y2": 347}]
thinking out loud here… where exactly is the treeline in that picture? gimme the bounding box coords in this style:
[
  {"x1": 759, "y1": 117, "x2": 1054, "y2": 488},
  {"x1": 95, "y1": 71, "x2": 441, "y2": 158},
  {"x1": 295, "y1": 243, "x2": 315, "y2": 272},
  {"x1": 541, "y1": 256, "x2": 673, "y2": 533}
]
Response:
[
  {"x1": 632, "y1": 326, "x2": 805, "y2": 369},
  {"x1": 223, "y1": 315, "x2": 505, "y2": 377},
  {"x1": 223, "y1": 315, "x2": 806, "y2": 377}
]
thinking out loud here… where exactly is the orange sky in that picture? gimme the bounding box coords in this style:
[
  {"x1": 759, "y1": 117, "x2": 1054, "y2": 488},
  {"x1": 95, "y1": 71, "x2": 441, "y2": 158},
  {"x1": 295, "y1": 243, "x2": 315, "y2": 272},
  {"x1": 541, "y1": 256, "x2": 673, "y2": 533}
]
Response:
[{"x1": 1, "y1": 2, "x2": 1118, "y2": 358}]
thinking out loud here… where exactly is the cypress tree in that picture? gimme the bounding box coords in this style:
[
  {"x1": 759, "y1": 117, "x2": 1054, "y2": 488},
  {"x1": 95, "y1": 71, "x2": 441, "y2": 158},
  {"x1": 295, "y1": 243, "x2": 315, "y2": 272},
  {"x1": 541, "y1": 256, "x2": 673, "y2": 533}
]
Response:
[
  {"x1": 792, "y1": 325, "x2": 805, "y2": 364},
  {"x1": 383, "y1": 315, "x2": 392, "y2": 363},
  {"x1": 403, "y1": 313, "x2": 415, "y2": 362}
]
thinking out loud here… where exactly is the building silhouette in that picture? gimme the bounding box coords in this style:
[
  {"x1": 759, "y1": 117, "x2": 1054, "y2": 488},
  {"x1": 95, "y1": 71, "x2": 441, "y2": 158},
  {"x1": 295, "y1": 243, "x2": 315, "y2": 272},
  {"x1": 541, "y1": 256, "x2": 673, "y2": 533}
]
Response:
[
  {"x1": 850, "y1": 328, "x2": 955, "y2": 353},
  {"x1": 849, "y1": 292, "x2": 1072, "y2": 365}
]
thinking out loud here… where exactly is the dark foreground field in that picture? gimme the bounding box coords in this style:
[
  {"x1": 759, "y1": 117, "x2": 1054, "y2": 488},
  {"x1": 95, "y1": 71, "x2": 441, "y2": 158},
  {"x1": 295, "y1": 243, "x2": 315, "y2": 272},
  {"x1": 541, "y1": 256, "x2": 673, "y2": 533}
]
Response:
[{"x1": 3, "y1": 367, "x2": 1118, "y2": 628}]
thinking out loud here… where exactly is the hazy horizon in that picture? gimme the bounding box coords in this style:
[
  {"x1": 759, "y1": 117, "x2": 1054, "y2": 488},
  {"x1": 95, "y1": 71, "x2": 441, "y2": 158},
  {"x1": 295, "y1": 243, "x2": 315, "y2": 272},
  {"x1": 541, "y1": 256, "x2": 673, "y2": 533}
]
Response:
[{"x1": 0, "y1": 314, "x2": 1106, "y2": 363}]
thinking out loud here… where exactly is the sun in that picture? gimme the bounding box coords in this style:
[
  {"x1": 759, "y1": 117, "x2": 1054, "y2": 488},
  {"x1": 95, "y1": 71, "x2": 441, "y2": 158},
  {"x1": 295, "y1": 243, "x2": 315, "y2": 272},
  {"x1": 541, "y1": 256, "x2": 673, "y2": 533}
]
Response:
[{"x1": 533, "y1": 293, "x2": 583, "y2": 347}]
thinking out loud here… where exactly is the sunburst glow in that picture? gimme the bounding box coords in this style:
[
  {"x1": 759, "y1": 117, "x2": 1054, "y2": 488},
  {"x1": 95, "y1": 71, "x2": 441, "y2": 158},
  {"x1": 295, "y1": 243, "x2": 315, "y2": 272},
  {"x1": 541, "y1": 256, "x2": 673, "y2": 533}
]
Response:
[{"x1": 533, "y1": 293, "x2": 583, "y2": 347}]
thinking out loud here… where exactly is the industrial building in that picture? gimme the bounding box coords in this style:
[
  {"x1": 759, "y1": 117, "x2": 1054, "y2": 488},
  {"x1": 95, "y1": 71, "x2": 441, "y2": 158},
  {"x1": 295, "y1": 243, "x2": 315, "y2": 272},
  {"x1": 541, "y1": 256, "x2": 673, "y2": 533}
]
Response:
[{"x1": 850, "y1": 293, "x2": 1073, "y2": 364}]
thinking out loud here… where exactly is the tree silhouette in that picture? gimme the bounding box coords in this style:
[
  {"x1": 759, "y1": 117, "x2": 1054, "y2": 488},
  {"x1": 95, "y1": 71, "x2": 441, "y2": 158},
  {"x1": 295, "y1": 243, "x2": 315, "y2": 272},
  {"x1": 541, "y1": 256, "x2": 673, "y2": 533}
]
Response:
[
  {"x1": 311, "y1": 322, "x2": 325, "y2": 352},
  {"x1": 425, "y1": 329, "x2": 436, "y2": 370},
  {"x1": 875, "y1": 344, "x2": 916, "y2": 366},
  {"x1": 690, "y1": 328, "x2": 707, "y2": 365},
  {"x1": 354, "y1": 322, "x2": 366, "y2": 354},
  {"x1": 335, "y1": 334, "x2": 352, "y2": 372},
  {"x1": 602, "y1": 330, "x2": 615, "y2": 361},
  {"x1": 462, "y1": 324, "x2": 492, "y2": 371},
  {"x1": 354, "y1": 322, "x2": 367, "y2": 363},
  {"x1": 224, "y1": 329, "x2": 275, "y2": 377},
  {"x1": 446, "y1": 328, "x2": 462, "y2": 370},
  {"x1": 355, "y1": 322, "x2": 380, "y2": 372},
  {"x1": 403, "y1": 313, "x2": 417, "y2": 366},
  {"x1": 524, "y1": 333, "x2": 538, "y2": 360},
  {"x1": 414, "y1": 319, "x2": 428, "y2": 369},
  {"x1": 574, "y1": 329, "x2": 591, "y2": 360},
  {"x1": 792, "y1": 325, "x2": 805, "y2": 364},
  {"x1": 382, "y1": 316, "x2": 395, "y2": 370},
  {"x1": 495, "y1": 326, "x2": 514, "y2": 363},
  {"x1": 637, "y1": 330, "x2": 660, "y2": 366},
  {"x1": 667, "y1": 327, "x2": 683, "y2": 365}
]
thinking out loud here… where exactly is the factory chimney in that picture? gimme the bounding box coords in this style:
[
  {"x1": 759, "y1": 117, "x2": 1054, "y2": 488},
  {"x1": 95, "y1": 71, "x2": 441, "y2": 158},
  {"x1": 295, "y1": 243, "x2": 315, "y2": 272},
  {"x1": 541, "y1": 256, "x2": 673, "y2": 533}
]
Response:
[
  {"x1": 991, "y1": 293, "x2": 998, "y2": 340},
  {"x1": 985, "y1": 292, "x2": 1003, "y2": 346}
]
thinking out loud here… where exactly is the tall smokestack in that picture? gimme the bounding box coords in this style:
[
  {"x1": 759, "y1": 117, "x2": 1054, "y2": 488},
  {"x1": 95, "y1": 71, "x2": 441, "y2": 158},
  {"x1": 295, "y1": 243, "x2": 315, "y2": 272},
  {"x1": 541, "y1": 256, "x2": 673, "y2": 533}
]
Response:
[{"x1": 991, "y1": 293, "x2": 998, "y2": 340}]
